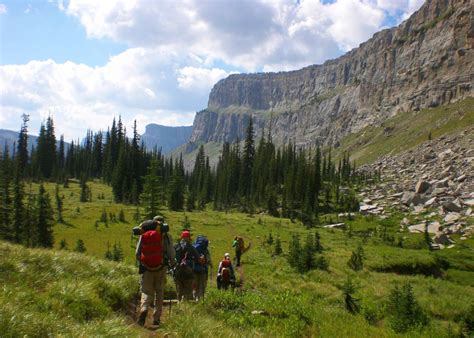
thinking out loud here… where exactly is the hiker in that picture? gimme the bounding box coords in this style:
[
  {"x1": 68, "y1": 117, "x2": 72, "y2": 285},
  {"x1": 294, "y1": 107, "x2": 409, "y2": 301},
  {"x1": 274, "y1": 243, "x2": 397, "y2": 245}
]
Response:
[
  {"x1": 232, "y1": 236, "x2": 244, "y2": 267},
  {"x1": 216, "y1": 253, "x2": 236, "y2": 290},
  {"x1": 174, "y1": 230, "x2": 199, "y2": 301},
  {"x1": 192, "y1": 235, "x2": 212, "y2": 301},
  {"x1": 135, "y1": 216, "x2": 175, "y2": 327}
]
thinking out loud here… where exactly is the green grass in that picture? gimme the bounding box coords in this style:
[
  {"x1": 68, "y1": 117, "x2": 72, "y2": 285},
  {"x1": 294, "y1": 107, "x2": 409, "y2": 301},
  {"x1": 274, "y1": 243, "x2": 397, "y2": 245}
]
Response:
[
  {"x1": 335, "y1": 97, "x2": 474, "y2": 164},
  {"x1": 2, "y1": 180, "x2": 474, "y2": 336}
]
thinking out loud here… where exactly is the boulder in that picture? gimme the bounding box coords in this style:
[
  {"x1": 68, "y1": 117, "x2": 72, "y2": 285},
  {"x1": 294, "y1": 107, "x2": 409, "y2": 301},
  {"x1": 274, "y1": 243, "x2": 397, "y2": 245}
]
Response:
[
  {"x1": 415, "y1": 180, "x2": 431, "y2": 194},
  {"x1": 408, "y1": 223, "x2": 426, "y2": 233},
  {"x1": 442, "y1": 201, "x2": 462, "y2": 213},
  {"x1": 444, "y1": 212, "x2": 461, "y2": 223},
  {"x1": 324, "y1": 223, "x2": 346, "y2": 229},
  {"x1": 424, "y1": 197, "x2": 438, "y2": 207},
  {"x1": 401, "y1": 191, "x2": 422, "y2": 206},
  {"x1": 432, "y1": 233, "x2": 455, "y2": 245}
]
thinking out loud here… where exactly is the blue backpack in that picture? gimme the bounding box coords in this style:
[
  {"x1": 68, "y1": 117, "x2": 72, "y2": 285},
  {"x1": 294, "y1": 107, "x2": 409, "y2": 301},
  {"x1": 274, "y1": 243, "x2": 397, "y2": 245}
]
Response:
[{"x1": 193, "y1": 235, "x2": 209, "y2": 273}]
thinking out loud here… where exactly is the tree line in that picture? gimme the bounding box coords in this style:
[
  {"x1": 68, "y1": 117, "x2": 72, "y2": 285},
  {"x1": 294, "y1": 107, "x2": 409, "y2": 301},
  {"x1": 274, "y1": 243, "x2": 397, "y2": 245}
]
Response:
[{"x1": 0, "y1": 114, "x2": 376, "y2": 246}]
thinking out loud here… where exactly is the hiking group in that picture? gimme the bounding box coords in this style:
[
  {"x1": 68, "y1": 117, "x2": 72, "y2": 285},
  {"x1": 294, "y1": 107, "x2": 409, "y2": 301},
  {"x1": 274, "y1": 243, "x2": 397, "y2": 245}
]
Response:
[{"x1": 134, "y1": 215, "x2": 241, "y2": 328}]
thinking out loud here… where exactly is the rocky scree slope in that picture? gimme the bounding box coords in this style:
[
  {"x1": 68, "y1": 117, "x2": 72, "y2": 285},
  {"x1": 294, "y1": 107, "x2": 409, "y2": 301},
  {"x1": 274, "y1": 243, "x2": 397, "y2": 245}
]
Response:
[
  {"x1": 358, "y1": 127, "x2": 474, "y2": 249},
  {"x1": 190, "y1": 0, "x2": 473, "y2": 148}
]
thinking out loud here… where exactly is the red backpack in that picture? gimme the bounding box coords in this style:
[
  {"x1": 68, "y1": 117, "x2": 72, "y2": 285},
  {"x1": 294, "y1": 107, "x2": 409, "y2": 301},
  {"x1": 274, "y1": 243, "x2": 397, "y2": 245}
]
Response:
[
  {"x1": 140, "y1": 230, "x2": 163, "y2": 268},
  {"x1": 221, "y1": 259, "x2": 232, "y2": 282}
]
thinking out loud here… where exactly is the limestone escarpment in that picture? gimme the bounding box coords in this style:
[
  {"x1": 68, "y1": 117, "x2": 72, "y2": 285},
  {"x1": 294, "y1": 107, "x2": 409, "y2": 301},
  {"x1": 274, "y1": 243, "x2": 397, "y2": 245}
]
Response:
[{"x1": 189, "y1": 0, "x2": 473, "y2": 148}]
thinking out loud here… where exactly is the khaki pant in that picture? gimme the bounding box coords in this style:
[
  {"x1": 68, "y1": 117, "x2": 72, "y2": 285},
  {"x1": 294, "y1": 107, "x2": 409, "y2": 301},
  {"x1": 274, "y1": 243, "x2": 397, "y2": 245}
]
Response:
[
  {"x1": 140, "y1": 267, "x2": 166, "y2": 321},
  {"x1": 193, "y1": 273, "x2": 208, "y2": 301},
  {"x1": 175, "y1": 277, "x2": 193, "y2": 301}
]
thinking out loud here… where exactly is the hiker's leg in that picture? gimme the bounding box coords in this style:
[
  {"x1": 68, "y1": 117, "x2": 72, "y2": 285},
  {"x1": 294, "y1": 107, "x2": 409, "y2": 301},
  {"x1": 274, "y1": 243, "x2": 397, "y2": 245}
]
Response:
[
  {"x1": 183, "y1": 278, "x2": 194, "y2": 301},
  {"x1": 152, "y1": 268, "x2": 166, "y2": 322},
  {"x1": 175, "y1": 279, "x2": 183, "y2": 302},
  {"x1": 236, "y1": 251, "x2": 241, "y2": 266},
  {"x1": 139, "y1": 271, "x2": 154, "y2": 322}
]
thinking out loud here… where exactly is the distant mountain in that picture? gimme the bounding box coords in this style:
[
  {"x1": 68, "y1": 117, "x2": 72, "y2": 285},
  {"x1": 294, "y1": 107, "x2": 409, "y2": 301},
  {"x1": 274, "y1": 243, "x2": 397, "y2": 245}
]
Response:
[
  {"x1": 141, "y1": 124, "x2": 192, "y2": 154},
  {"x1": 0, "y1": 129, "x2": 39, "y2": 154}
]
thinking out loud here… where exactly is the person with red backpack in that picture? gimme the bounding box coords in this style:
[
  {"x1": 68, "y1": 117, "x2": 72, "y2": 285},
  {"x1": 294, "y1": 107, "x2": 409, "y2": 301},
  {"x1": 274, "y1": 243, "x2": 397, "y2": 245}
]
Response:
[
  {"x1": 135, "y1": 216, "x2": 175, "y2": 328},
  {"x1": 173, "y1": 230, "x2": 199, "y2": 301},
  {"x1": 192, "y1": 235, "x2": 212, "y2": 301},
  {"x1": 217, "y1": 253, "x2": 236, "y2": 290}
]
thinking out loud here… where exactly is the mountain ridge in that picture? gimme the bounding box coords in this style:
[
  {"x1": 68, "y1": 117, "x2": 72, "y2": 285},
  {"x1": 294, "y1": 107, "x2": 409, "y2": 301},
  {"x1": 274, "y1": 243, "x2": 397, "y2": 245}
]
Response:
[{"x1": 188, "y1": 0, "x2": 473, "y2": 149}]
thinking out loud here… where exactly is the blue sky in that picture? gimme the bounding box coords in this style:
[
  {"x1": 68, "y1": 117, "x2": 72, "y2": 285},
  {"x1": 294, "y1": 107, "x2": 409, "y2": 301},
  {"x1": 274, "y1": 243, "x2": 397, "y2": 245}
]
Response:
[{"x1": 0, "y1": 0, "x2": 424, "y2": 141}]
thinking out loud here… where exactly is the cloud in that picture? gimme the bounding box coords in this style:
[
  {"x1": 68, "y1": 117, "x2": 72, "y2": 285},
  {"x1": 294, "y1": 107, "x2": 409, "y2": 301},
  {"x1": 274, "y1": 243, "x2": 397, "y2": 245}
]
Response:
[
  {"x1": 64, "y1": 0, "x2": 423, "y2": 71},
  {"x1": 2, "y1": 0, "x2": 426, "y2": 141},
  {"x1": 0, "y1": 48, "x2": 229, "y2": 140}
]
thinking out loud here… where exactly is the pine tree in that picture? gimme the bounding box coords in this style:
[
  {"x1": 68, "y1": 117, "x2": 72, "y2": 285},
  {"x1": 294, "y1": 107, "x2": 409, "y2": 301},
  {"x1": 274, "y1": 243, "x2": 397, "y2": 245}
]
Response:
[
  {"x1": 55, "y1": 185, "x2": 64, "y2": 223},
  {"x1": 348, "y1": 244, "x2": 365, "y2": 271},
  {"x1": 133, "y1": 207, "x2": 141, "y2": 224},
  {"x1": 113, "y1": 242, "x2": 124, "y2": 261},
  {"x1": 424, "y1": 225, "x2": 432, "y2": 251},
  {"x1": 0, "y1": 147, "x2": 12, "y2": 240},
  {"x1": 141, "y1": 159, "x2": 161, "y2": 218},
  {"x1": 266, "y1": 232, "x2": 274, "y2": 245},
  {"x1": 75, "y1": 239, "x2": 86, "y2": 253},
  {"x1": 300, "y1": 234, "x2": 316, "y2": 273},
  {"x1": 169, "y1": 158, "x2": 185, "y2": 211},
  {"x1": 287, "y1": 234, "x2": 301, "y2": 270},
  {"x1": 36, "y1": 184, "x2": 54, "y2": 248},
  {"x1": 274, "y1": 236, "x2": 283, "y2": 256},
  {"x1": 17, "y1": 114, "x2": 30, "y2": 178},
  {"x1": 241, "y1": 116, "x2": 255, "y2": 210},
  {"x1": 389, "y1": 283, "x2": 428, "y2": 332},
  {"x1": 314, "y1": 232, "x2": 323, "y2": 252},
  {"x1": 12, "y1": 174, "x2": 25, "y2": 244},
  {"x1": 59, "y1": 239, "x2": 68, "y2": 250},
  {"x1": 105, "y1": 242, "x2": 113, "y2": 260},
  {"x1": 342, "y1": 277, "x2": 360, "y2": 314},
  {"x1": 119, "y1": 208, "x2": 126, "y2": 222},
  {"x1": 80, "y1": 177, "x2": 90, "y2": 202}
]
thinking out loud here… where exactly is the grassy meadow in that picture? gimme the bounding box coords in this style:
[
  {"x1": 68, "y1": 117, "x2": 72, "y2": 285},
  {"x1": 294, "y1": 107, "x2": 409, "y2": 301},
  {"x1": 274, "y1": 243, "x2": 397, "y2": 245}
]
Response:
[{"x1": 1, "y1": 180, "x2": 473, "y2": 336}]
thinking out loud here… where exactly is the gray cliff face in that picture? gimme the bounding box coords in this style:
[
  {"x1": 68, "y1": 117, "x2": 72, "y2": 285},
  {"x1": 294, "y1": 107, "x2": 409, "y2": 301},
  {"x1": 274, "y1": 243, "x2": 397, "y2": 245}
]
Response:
[
  {"x1": 141, "y1": 124, "x2": 192, "y2": 154},
  {"x1": 190, "y1": 0, "x2": 473, "y2": 148}
]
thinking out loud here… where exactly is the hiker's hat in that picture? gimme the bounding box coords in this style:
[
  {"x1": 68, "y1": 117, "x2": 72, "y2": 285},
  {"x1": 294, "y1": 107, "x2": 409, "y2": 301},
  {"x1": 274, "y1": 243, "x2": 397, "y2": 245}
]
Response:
[
  {"x1": 181, "y1": 230, "x2": 191, "y2": 239},
  {"x1": 224, "y1": 252, "x2": 230, "y2": 259},
  {"x1": 153, "y1": 215, "x2": 164, "y2": 222}
]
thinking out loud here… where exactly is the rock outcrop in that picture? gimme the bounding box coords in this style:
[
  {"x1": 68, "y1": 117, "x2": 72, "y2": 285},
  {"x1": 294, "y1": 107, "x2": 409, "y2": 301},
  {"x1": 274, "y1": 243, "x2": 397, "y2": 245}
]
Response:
[{"x1": 189, "y1": 0, "x2": 473, "y2": 147}]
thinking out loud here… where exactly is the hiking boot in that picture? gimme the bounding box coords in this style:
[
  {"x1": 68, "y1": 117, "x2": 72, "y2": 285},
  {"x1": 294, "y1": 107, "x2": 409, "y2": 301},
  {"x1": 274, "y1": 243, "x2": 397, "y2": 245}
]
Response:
[
  {"x1": 152, "y1": 319, "x2": 160, "y2": 327},
  {"x1": 137, "y1": 311, "x2": 147, "y2": 326}
]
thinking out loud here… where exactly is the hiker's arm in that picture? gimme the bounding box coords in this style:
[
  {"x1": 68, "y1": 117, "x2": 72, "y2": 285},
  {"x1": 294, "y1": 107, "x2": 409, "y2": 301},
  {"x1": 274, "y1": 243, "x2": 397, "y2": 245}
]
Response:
[
  {"x1": 135, "y1": 236, "x2": 142, "y2": 261},
  {"x1": 206, "y1": 251, "x2": 212, "y2": 267},
  {"x1": 165, "y1": 233, "x2": 176, "y2": 267},
  {"x1": 217, "y1": 262, "x2": 222, "y2": 275}
]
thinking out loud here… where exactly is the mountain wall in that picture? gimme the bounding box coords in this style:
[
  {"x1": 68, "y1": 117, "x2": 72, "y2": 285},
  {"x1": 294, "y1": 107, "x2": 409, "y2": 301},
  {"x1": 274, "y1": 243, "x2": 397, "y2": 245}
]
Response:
[
  {"x1": 189, "y1": 0, "x2": 473, "y2": 148},
  {"x1": 141, "y1": 124, "x2": 192, "y2": 154}
]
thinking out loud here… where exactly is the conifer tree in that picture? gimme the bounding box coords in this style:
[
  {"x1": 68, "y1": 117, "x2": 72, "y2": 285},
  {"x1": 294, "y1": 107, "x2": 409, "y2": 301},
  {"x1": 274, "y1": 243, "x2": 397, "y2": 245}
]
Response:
[
  {"x1": 314, "y1": 232, "x2": 323, "y2": 252},
  {"x1": 12, "y1": 174, "x2": 25, "y2": 244},
  {"x1": 75, "y1": 239, "x2": 86, "y2": 253},
  {"x1": 241, "y1": 117, "x2": 255, "y2": 209},
  {"x1": 36, "y1": 184, "x2": 54, "y2": 248},
  {"x1": 287, "y1": 234, "x2": 301, "y2": 270},
  {"x1": 59, "y1": 239, "x2": 68, "y2": 250},
  {"x1": 274, "y1": 236, "x2": 283, "y2": 256},
  {"x1": 342, "y1": 277, "x2": 360, "y2": 314},
  {"x1": 104, "y1": 242, "x2": 113, "y2": 260},
  {"x1": 301, "y1": 234, "x2": 316, "y2": 273},
  {"x1": 55, "y1": 185, "x2": 64, "y2": 223},
  {"x1": 347, "y1": 244, "x2": 365, "y2": 271},
  {"x1": 142, "y1": 159, "x2": 161, "y2": 218},
  {"x1": 119, "y1": 209, "x2": 126, "y2": 222},
  {"x1": 113, "y1": 242, "x2": 124, "y2": 261},
  {"x1": 0, "y1": 147, "x2": 12, "y2": 240},
  {"x1": 169, "y1": 157, "x2": 185, "y2": 211},
  {"x1": 389, "y1": 283, "x2": 428, "y2": 332},
  {"x1": 17, "y1": 114, "x2": 30, "y2": 178}
]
